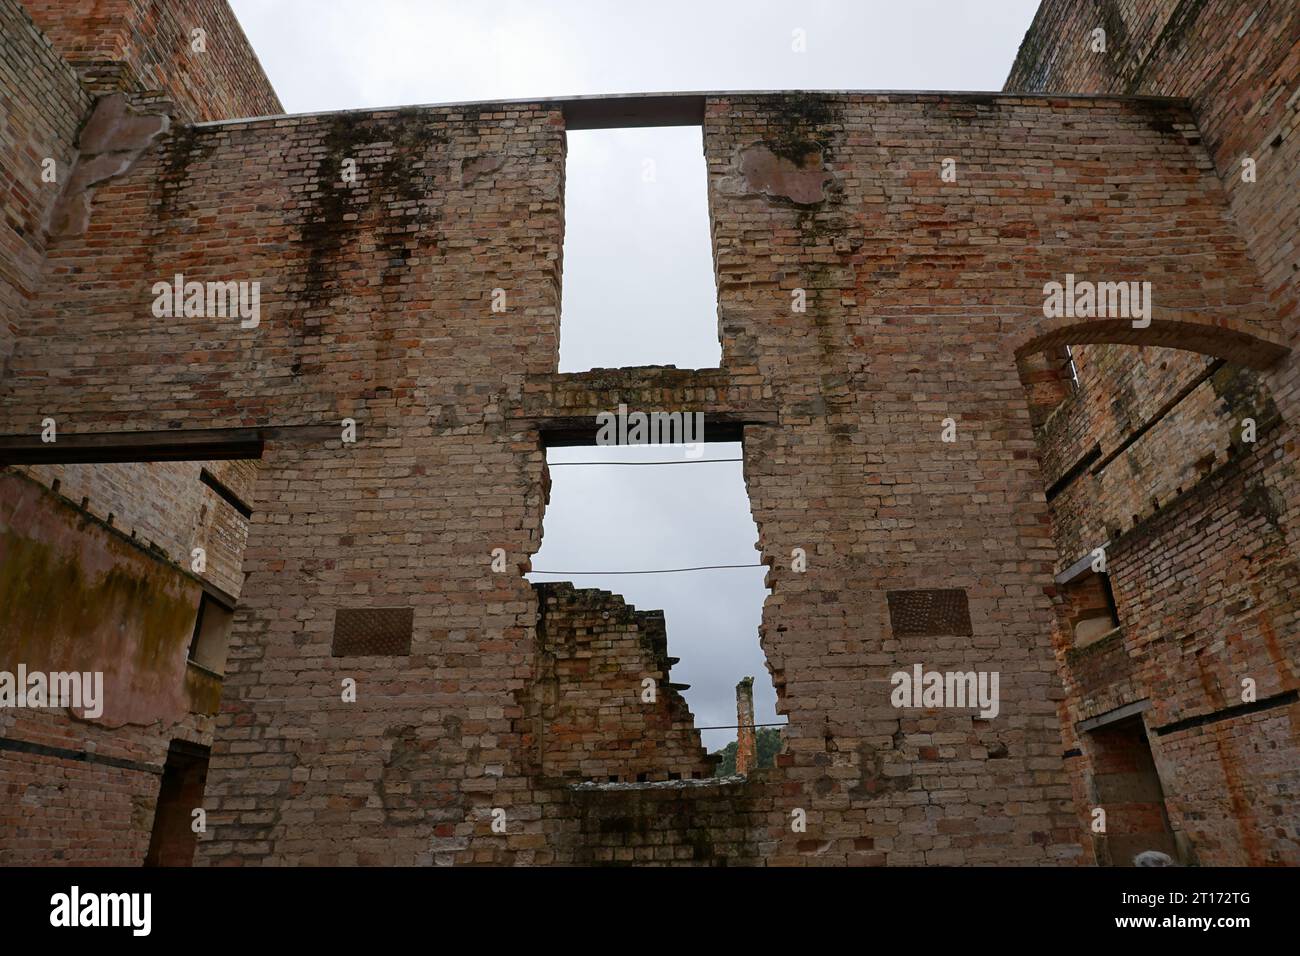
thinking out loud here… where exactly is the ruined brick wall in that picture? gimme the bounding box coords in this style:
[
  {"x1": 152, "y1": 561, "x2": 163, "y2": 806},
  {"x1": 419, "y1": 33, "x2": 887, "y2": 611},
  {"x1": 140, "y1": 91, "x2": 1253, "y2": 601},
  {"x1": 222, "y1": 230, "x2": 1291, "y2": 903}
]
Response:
[
  {"x1": 0, "y1": 472, "x2": 218, "y2": 864},
  {"x1": 1005, "y1": 0, "x2": 1299, "y2": 547},
  {"x1": 1, "y1": 85, "x2": 1284, "y2": 865},
  {"x1": 1041, "y1": 360, "x2": 1277, "y2": 563},
  {"x1": 1, "y1": 102, "x2": 565, "y2": 432},
  {"x1": 531, "y1": 583, "x2": 717, "y2": 783},
  {"x1": 1105, "y1": 433, "x2": 1300, "y2": 865},
  {"x1": 1059, "y1": 430, "x2": 1300, "y2": 865},
  {"x1": 1005, "y1": 0, "x2": 1299, "y2": 866},
  {"x1": 21, "y1": 0, "x2": 282, "y2": 122},
  {"x1": 1006, "y1": 0, "x2": 1298, "y2": 415},
  {"x1": 3, "y1": 0, "x2": 272, "y2": 611},
  {"x1": 172, "y1": 105, "x2": 566, "y2": 866},
  {"x1": 0, "y1": 0, "x2": 91, "y2": 375},
  {"x1": 3, "y1": 0, "x2": 276, "y2": 583},
  {"x1": 0, "y1": 3, "x2": 256, "y2": 864},
  {"x1": 15, "y1": 459, "x2": 256, "y2": 599},
  {"x1": 702, "y1": 91, "x2": 1271, "y2": 865}
]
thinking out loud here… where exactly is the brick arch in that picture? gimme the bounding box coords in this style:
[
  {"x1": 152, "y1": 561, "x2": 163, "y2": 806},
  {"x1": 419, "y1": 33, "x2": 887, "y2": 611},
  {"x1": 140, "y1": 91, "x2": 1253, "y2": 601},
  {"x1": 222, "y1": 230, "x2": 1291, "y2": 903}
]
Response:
[{"x1": 1012, "y1": 316, "x2": 1289, "y2": 370}]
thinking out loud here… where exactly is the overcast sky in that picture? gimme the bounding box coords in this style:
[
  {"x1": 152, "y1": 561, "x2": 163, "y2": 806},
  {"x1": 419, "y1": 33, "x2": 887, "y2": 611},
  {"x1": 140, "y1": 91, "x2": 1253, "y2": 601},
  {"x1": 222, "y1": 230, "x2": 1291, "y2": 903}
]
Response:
[{"x1": 229, "y1": 0, "x2": 1042, "y2": 751}]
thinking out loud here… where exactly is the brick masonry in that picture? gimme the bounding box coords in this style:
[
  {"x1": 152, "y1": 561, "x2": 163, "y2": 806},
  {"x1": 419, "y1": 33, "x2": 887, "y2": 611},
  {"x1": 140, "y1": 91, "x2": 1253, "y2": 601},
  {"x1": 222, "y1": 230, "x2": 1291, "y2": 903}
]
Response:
[
  {"x1": 0, "y1": 472, "x2": 216, "y2": 864},
  {"x1": 0, "y1": 0, "x2": 89, "y2": 374},
  {"x1": 0, "y1": 0, "x2": 1296, "y2": 866},
  {"x1": 21, "y1": 0, "x2": 282, "y2": 122},
  {"x1": 530, "y1": 582, "x2": 717, "y2": 783},
  {"x1": 0, "y1": 0, "x2": 271, "y2": 865},
  {"x1": 1006, "y1": 0, "x2": 1299, "y2": 865}
]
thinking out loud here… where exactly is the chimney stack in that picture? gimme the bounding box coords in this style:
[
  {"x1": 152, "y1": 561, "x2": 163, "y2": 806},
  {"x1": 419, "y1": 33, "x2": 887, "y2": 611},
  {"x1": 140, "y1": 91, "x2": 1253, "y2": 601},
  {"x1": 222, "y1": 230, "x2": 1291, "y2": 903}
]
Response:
[{"x1": 735, "y1": 676, "x2": 756, "y2": 775}]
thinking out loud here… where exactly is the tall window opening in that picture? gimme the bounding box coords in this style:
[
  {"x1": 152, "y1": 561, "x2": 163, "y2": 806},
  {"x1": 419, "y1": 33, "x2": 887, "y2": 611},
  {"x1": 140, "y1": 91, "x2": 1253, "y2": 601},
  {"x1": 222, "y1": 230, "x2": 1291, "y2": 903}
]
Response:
[
  {"x1": 559, "y1": 126, "x2": 720, "y2": 371},
  {"x1": 528, "y1": 441, "x2": 779, "y2": 781}
]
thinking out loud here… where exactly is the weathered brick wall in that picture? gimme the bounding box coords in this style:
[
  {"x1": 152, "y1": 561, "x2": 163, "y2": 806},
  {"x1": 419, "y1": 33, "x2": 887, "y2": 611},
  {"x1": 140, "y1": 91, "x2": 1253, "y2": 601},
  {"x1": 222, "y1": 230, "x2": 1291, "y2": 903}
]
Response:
[
  {"x1": 1005, "y1": 0, "x2": 1299, "y2": 866},
  {"x1": 550, "y1": 777, "x2": 776, "y2": 866},
  {"x1": 0, "y1": 472, "x2": 218, "y2": 864},
  {"x1": 531, "y1": 583, "x2": 717, "y2": 783},
  {"x1": 2, "y1": 0, "x2": 273, "y2": 640},
  {"x1": 0, "y1": 3, "x2": 252, "y2": 864},
  {"x1": 1042, "y1": 361, "x2": 1277, "y2": 563},
  {"x1": 1107, "y1": 435, "x2": 1297, "y2": 726},
  {"x1": 1043, "y1": 388, "x2": 1298, "y2": 866},
  {"x1": 699, "y1": 91, "x2": 1273, "y2": 866},
  {"x1": 0, "y1": 0, "x2": 90, "y2": 375},
  {"x1": 3, "y1": 87, "x2": 1285, "y2": 865},
  {"x1": 1, "y1": 103, "x2": 566, "y2": 434},
  {"x1": 5, "y1": 0, "x2": 1293, "y2": 869},
  {"x1": 1005, "y1": 0, "x2": 1299, "y2": 554},
  {"x1": 15, "y1": 459, "x2": 256, "y2": 599},
  {"x1": 1153, "y1": 707, "x2": 1299, "y2": 865},
  {"x1": 1106, "y1": 433, "x2": 1300, "y2": 864},
  {"x1": 21, "y1": 0, "x2": 282, "y2": 122},
  {"x1": 2, "y1": 0, "x2": 270, "y2": 601},
  {"x1": 1006, "y1": 0, "x2": 1299, "y2": 434}
]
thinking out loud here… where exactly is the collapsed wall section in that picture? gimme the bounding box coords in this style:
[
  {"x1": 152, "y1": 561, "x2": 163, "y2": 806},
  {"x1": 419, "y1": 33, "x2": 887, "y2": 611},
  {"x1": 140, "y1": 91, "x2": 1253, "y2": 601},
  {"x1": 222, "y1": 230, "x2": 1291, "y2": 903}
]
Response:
[
  {"x1": 3, "y1": 82, "x2": 1285, "y2": 864},
  {"x1": 531, "y1": 582, "x2": 717, "y2": 783}
]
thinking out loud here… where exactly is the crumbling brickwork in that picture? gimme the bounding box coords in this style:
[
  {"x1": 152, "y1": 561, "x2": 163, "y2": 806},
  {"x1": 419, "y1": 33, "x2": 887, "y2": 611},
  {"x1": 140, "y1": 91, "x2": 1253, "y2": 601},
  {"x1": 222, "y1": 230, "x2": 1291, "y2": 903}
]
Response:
[
  {"x1": 21, "y1": 0, "x2": 282, "y2": 122},
  {"x1": 1006, "y1": 0, "x2": 1300, "y2": 866},
  {"x1": 0, "y1": 472, "x2": 218, "y2": 864},
  {"x1": 531, "y1": 583, "x2": 717, "y2": 783},
  {"x1": 1, "y1": 0, "x2": 1296, "y2": 867}
]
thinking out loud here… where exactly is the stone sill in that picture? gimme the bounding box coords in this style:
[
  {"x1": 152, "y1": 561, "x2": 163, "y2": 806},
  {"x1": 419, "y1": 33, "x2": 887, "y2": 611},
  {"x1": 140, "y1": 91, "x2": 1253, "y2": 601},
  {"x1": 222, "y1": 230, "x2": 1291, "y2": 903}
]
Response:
[
  {"x1": 1066, "y1": 626, "x2": 1124, "y2": 661},
  {"x1": 186, "y1": 659, "x2": 224, "y2": 681},
  {"x1": 570, "y1": 775, "x2": 747, "y2": 793}
]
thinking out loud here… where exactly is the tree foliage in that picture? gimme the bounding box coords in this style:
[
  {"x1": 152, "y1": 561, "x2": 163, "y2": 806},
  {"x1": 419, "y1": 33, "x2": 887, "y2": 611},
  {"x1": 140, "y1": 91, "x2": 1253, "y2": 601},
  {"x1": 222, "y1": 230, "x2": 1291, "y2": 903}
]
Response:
[{"x1": 711, "y1": 727, "x2": 783, "y2": 776}]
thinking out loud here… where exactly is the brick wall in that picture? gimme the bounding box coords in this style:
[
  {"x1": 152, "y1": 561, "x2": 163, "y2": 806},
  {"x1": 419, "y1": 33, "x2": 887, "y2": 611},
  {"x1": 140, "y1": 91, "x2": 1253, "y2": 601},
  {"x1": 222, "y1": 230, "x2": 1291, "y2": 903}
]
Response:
[
  {"x1": 2, "y1": 88, "x2": 1282, "y2": 865},
  {"x1": 1106, "y1": 434, "x2": 1300, "y2": 864},
  {"x1": 0, "y1": 0, "x2": 90, "y2": 375},
  {"x1": 5, "y1": 0, "x2": 1296, "y2": 865},
  {"x1": 1006, "y1": 0, "x2": 1299, "y2": 866},
  {"x1": 21, "y1": 0, "x2": 282, "y2": 122},
  {"x1": 1006, "y1": 0, "x2": 1299, "y2": 559},
  {"x1": 0, "y1": 3, "x2": 256, "y2": 863},
  {"x1": 16, "y1": 459, "x2": 256, "y2": 599},
  {"x1": 531, "y1": 583, "x2": 717, "y2": 783},
  {"x1": 0, "y1": 472, "x2": 217, "y2": 864},
  {"x1": 1042, "y1": 361, "x2": 1277, "y2": 564}
]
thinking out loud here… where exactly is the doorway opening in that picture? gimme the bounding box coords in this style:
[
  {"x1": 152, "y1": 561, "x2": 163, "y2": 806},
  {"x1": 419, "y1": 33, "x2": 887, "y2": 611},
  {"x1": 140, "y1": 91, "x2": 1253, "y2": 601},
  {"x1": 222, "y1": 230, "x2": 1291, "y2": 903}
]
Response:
[
  {"x1": 145, "y1": 740, "x2": 211, "y2": 867},
  {"x1": 1087, "y1": 715, "x2": 1180, "y2": 866}
]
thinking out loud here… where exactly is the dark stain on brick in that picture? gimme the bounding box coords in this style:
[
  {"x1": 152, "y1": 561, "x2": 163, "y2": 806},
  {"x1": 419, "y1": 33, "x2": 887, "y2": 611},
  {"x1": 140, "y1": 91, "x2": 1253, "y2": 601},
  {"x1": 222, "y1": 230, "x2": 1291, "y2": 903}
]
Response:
[{"x1": 849, "y1": 738, "x2": 914, "y2": 800}]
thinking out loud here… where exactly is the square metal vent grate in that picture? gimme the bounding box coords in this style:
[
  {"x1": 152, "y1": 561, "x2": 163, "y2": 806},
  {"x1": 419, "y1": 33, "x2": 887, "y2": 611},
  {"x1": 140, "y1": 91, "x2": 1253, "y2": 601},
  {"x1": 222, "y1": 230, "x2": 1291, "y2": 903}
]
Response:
[
  {"x1": 886, "y1": 589, "x2": 972, "y2": 637},
  {"x1": 331, "y1": 607, "x2": 414, "y2": 656}
]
